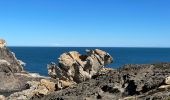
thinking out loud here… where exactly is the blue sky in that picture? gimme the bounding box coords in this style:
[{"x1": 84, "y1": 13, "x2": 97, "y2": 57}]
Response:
[{"x1": 0, "y1": 0, "x2": 169, "y2": 47}]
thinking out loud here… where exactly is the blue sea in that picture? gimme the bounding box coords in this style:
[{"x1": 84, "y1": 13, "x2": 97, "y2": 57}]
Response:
[{"x1": 9, "y1": 47, "x2": 170, "y2": 76}]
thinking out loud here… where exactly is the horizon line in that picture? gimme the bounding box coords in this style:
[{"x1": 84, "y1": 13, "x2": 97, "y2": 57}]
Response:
[{"x1": 7, "y1": 46, "x2": 170, "y2": 48}]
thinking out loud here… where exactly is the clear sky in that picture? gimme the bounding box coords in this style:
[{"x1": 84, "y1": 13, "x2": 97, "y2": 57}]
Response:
[{"x1": 0, "y1": 0, "x2": 169, "y2": 47}]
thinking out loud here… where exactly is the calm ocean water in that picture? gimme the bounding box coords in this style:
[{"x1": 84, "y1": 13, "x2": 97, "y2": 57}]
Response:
[{"x1": 9, "y1": 47, "x2": 170, "y2": 76}]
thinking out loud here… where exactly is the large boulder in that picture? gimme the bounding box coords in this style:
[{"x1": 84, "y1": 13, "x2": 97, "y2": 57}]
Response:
[
  {"x1": 7, "y1": 79, "x2": 57, "y2": 100},
  {"x1": 48, "y1": 49, "x2": 113, "y2": 83},
  {"x1": 0, "y1": 72, "x2": 23, "y2": 96}
]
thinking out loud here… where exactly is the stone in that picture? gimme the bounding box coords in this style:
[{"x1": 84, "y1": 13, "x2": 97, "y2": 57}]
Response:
[
  {"x1": 159, "y1": 85, "x2": 170, "y2": 91},
  {"x1": 36, "y1": 85, "x2": 49, "y2": 95},
  {"x1": 59, "y1": 80, "x2": 75, "y2": 88},
  {"x1": 7, "y1": 79, "x2": 57, "y2": 100},
  {"x1": 0, "y1": 39, "x2": 6, "y2": 48},
  {"x1": 0, "y1": 95, "x2": 5, "y2": 100},
  {"x1": 40, "y1": 79, "x2": 56, "y2": 92},
  {"x1": 47, "y1": 62, "x2": 61, "y2": 79},
  {"x1": 0, "y1": 59, "x2": 10, "y2": 66},
  {"x1": 120, "y1": 96, "x2": 137, "y2": 100},
  {"x1": 0, "y1": 72, "x2": 22, "y2": 92},
  {"x1": 48, "y1": 49, "x2": 113, "y2": 83},
  {"x1": 96, "y1": 68, "x2": 116, "y2": 76},
  {"x1": 165, "y1": 76, "x2": 170, "y2": 85},
  {"x1": 0, "y1": 61, "x2": 12, "y2": 73}
]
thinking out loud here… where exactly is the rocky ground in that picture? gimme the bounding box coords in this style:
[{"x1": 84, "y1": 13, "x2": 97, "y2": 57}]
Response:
[
  {"x1": 31, "y1": 63, "x2": 170, "y2": 100},
  {"x1": 1, "y1": 39, "x2": 170, "y2": 100}
]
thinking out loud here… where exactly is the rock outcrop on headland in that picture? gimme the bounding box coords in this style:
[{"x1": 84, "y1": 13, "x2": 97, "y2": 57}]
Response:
[
  {"x1": 0, "y1": 39, "x2": 25, "y2": 95},
  {"x1": 0, "y1": 39, "x2": 57, "y2": 99},
  {"x1": 47, "y1": 49, "x2": 113, "y2": 83}
]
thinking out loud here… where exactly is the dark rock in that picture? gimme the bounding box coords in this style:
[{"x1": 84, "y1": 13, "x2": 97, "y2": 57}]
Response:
[{"x1": 34, "y1": 63, "x2": 170, "y2": 100}]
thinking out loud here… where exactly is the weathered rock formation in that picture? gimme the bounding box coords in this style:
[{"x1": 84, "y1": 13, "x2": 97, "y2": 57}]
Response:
[
  {"x1": 34, "y1": 63, "x2": 170, "y2": 100},
  {"x1": 47, "y1": 49, "x2": 113, "y2": 83}
]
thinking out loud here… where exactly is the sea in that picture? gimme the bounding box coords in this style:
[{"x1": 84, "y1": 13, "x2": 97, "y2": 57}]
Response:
[{"x1": 9, "y1": 47, "x2": 170, "y2": 76}]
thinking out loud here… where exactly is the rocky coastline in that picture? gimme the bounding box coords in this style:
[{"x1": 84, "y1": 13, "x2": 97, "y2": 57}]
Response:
[{"x1": 1, "y1": 39, "x2": 170, "y2": 100}]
